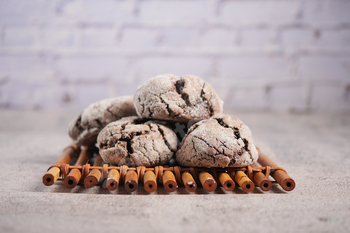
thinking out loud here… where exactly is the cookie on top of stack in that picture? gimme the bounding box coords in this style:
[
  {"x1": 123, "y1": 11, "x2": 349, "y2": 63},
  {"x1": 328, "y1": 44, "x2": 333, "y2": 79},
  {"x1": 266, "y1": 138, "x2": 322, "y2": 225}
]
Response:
[{"x1": 68, "y1": 74, "x2": 258, "y2": 168}]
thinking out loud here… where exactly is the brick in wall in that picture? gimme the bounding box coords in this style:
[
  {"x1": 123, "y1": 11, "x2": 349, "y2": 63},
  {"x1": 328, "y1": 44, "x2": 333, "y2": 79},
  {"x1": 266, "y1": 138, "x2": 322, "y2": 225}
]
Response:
[
  {"x1": 269, "y1": 85, "x2": 307, "y2": 111},
  {"x1": 310, "y1": 84, "x2": 350, "y2": 111},
  {"x1": 281, "y1": 28, "x2": 314, "y2": 48},
  {"x1": 61, "y1": 0, "x2": 135, "y2": 24},
  {"x1": 135, "y1": 57, "x2": 213, "y2": 83},
  {"x1": 199, "y1": 28, "x2": 235, "y2": 48},
  {"x1": 317, "y1": 29, "x2": 350, "y2": 48},
  {"x1": 224, "y1": 86, "x2": 268, "y2": 110},
  {"x1": 2, "y1": 27, "x2": 39, "y2": 47},
  {"x1": 219, "y1": 1, "x2": 301, "y2": 25},
  {"x1": 119, "y1": 28, "x2": 158, "y2": 49},
  {"x1": 0, "y1": 55, "x2": 54, "y2": 81},
  {"x1": 218, "y1": 56, "x2": 293, "y2": 80},
  {"x1": 75, "y1": 83, "x2": 112, "y2": 108},
  {"x1": 159, "y1": 27, "x2": 196, "y2": 48},
  {"x1": 40, "y1": 28, "x2": 78, "y2": 49},
  {"x1": 298, "y1": 56, "x2": 350, "y2": 81},
  {"x1": 0, "y1": 0, "x2": 54, "y2": 26},
  {"x1": 240, "y1": 28, "x2": 275, "y2": 47},
  {"x1": 138, "y1": 0, "x2": 210, "y2": 24},
  {"x1": 302, "y1": 0, "x2": 350, "y2": 26},
  {"x1": 80, "y1": 28, "x2": 117, "y2": 48},
  {"x1": 54, "y1": 56, "x2": 131, "y2": 82}
]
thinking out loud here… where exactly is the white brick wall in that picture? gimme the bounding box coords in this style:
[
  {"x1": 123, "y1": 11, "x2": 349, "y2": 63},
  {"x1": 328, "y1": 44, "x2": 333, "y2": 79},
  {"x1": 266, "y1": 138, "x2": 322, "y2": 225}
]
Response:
[{"x1": 0, "y1": 0, "x2": 349, "y2": 112}]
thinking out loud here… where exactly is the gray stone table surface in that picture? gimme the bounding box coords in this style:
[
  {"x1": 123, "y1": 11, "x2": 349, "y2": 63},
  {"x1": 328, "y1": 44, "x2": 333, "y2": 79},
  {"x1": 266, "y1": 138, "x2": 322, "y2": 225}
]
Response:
[{"x1": 0, "y1": 109, "x2": 349, "y2": 233}]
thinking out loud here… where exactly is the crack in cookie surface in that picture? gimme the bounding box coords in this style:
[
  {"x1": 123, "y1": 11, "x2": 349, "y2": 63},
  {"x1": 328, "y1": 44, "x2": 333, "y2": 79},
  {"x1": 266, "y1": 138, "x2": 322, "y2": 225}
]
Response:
[
  {"x1": 214, "y1": 117, "x2": 252, "y2": 157},
  {"x1": 97, "y1": 116, "x2": 177, "y2": 167},
  {"x1": 157, "y1": 124, "x2": 176, "y2": 153},
  {"x1": 175, "y1": 78, "x2": 191, "y2": 106}
]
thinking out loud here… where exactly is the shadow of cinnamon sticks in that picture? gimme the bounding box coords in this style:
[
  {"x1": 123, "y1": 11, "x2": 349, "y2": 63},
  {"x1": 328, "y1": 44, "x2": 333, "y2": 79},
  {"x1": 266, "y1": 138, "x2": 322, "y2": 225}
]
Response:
[{"x1": 39, "y1": 181, "x2": 289, "y2": 195}]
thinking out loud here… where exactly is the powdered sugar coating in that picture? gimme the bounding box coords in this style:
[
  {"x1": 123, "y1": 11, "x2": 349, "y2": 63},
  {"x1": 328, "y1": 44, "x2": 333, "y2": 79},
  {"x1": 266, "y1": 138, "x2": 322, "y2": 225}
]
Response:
[
  {"x1": 97, "y1": 116, "x2": 178, "y2": 167},
  {"x1": 68, "y1": 96, "x2": 137, "y2": 146},
  {"x1": 134, "y1": 74, "x2": 224, "y2": 122},
  {"x1": 175, "y1": 114, "x2": 258, "y2": 167}
]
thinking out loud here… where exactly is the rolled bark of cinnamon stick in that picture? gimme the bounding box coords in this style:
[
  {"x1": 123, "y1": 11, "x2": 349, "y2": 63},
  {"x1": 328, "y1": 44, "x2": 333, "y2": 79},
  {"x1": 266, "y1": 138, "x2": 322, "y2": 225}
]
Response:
[
  {"x1": 64, "y1": 146, "x2": 90, "y2": 189},
  {"x1": 162, "y1": 171, "x2": 177, "y2": 192},
  {"x1": 124, "y1": 170, "x2": 138, "y2": 192},
  {"x1": 218, "y1": 172, "x2": 235, "y2": 191},
  {"x1": 234, "y1": 171, "x2": 255, "y2": 193},
  {"x1": 84, "y1": 154, "x2": 103, "y2": 188},
  {"x1": 257, "y1": 148, "x2": 295, "y2": 191},
  {"x1": 106, "y1": 169, "x2": 120, "y2": 191},
  {"x1": 181, "y1": 171, "x2": 197, "y2": 192},
  {"x1": 252, "y1": 164, "x2": 272, "y2": 191},
  {"x1": 199, "y1": 172, "x2": 217, "y2": 192},
  {"x1": 43, "y1": 143, "x2": 81, "y2": 186},
  {"x1": 143, "y1": 171, "x2": 157, "y2": 192}
]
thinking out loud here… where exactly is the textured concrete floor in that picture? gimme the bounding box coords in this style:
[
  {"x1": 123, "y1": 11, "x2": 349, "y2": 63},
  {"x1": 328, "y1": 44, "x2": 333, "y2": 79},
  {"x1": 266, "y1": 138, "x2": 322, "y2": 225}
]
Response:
[{"x1": 0, "y1": 109, "x2": 349, "y2": 233}]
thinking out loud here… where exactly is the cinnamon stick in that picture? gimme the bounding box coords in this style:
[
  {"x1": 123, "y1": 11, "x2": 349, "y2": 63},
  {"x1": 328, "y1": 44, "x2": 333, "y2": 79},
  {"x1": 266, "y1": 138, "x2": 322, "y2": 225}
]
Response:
[
  {"x1": 64, "y1": 146, "x2": 90, "y2": 189},
  {"x1": 124, "y1": 170, "x2": 138, "y2": 192},
  {"x1": 252, "y1": 164, "x2": 272, "y2": 191},
  {"x1": 143, "y1": 171, "x2": 157, "y2": 193},
  {"x1": 84, "y1": 154, "x2": 103, "y2": 188},
  {"x1": 257, "y1": 148, "x2": 295, "y2": 191},
  {"x1": 199, "y1": 172, "x2": 217, "y2": 192},
  {"x1": 43, "y1": 143, "x2": 80, "y2": 186},
  {"x1": 218, "y1": 172, "x2": 235, "y2": 191},
  {"x1": 162, "y1": 171, "x2": 177, "y2": 192},
  {"x1": 181, "y1": 171, "x2": 197, "y2": 192},
  {"x1": 234, "y1": 171, "x2": 255, "y2": 193},
  {"x1": 106, "y1": 168, "x2": 120, "y2": 191}
]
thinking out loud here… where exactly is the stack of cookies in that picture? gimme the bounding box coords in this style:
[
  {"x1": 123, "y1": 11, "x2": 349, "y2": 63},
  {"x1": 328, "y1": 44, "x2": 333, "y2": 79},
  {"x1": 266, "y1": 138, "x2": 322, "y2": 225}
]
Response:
[{"x1": 68, "y1": 74, "x2": 258, "y2": 168}]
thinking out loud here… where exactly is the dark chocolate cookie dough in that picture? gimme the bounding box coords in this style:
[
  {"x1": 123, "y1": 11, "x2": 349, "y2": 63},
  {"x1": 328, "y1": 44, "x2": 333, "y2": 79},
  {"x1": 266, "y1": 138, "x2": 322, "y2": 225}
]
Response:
[
  {"x1": 68, "y1": 96, "x2": 137, "y2": 146},
  {"x1": 97, "y1": 116, "x2": 177, "y2": 167},
  {"x1": 133, "y1": 74, "x2": 223, "y2": 122},
  {"x1": 175, "y1": 114, "x2": 258, "y2": 167}
]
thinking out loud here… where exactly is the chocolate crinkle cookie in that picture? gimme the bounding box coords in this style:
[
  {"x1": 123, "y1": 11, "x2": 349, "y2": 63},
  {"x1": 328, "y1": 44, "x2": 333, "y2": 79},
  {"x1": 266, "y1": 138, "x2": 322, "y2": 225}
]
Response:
[
  {"x1": 97, "y1": 116, "x2": 177, "y2": 167},
  {"x1": 68, "y1": 96, "x2": 137, "y2": 146},
  {"x1": 175, "y1": 114, "x2": 258, "y2": 167},
  {"x1": 133, "y1": 74, "x2": 223, "y2": 122}
]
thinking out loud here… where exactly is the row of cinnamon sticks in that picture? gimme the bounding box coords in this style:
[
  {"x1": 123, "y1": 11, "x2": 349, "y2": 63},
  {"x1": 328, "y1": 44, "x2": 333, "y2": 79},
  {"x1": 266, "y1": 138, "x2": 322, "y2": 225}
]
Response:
[{"x1": 43, "y1": 143, "x2": 295, "y2": 193}]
